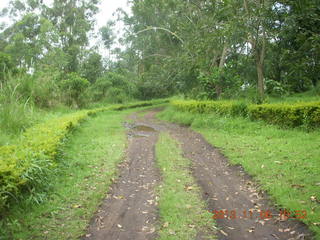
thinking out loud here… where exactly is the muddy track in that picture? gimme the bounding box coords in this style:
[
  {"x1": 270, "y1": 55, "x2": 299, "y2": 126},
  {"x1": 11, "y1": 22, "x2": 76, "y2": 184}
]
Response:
[
  {"x1": 84, "y1": 109, "x2": 312, "y2": 240},
  {"x1": 83, "y1": 113, "x2": 160, "y2": 240}
]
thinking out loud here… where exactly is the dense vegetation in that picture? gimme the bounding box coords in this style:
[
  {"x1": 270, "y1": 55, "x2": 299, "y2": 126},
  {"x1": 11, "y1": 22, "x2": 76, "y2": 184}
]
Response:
[
  {"x1": 120, "y1": 0, "x2": 320, "y2": 101},
  {"x1": 0, "y1": 0, "x2": 319, "y2": 139}
]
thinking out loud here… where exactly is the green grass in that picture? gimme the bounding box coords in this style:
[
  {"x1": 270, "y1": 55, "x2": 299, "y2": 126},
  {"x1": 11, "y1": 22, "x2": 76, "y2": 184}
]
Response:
[
  {"x1": 0, "y1": 109, "x2": 133, "y2": 239},
  {"x1": 158, "y1": 107, "x2": 320, "y2": 238},
  {"x1": 266, "y1": 90, "x2": 320, "y2": 103},
  {"x1": 0, "y1": 105, "x2": 76, "y2": 146},
  {"x1": 155, "y1": 133, "x2": 216, "y2": 240}
]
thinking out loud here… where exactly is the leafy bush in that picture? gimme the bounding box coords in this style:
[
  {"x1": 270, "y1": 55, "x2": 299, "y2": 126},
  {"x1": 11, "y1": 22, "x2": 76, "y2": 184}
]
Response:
[
  {"x1": 196, "y1": 67, "x2": 243, "y2": 100},
  {"x1": 265, "y1": 78, "x2": 289, "y2": 97},
  {"x1": 0, "y1": 52, "x2": 15, "y2": 82},
  {"x1": 0, "y1": 110, "x2": 89, "y2": 211},
  {"x1": 89, "y1": 72, "x2": 138, "y2": 103},
  {"x1": 171, "y1": 100, "x2": 248, "y2": 117},
  {"x1": 60, "y1": 73, "x2": 90, "y2": 107},
  {"x1": 171, "y1": 100, "x2": 320, "y2": 128},
  {"x1": 249, "y1": 102, "x2": 320, "y2": 128}
]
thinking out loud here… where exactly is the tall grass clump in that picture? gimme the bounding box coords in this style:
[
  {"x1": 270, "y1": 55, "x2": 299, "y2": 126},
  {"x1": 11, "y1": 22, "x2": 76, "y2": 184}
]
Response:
[{"x1": 0, "y1": 79, "x2": 36, "y2": 140}]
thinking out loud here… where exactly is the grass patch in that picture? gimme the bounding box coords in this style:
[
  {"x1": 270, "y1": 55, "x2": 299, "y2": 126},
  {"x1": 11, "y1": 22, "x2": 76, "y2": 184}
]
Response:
[
  {"x1": 0, "y1": 109, "x2": 134, "y2": 239},
  {"x1": 155, "y1": 133, "x2": 215, "y2": 240},
  {"x1": 158, "y1": 107, "x2": 320, "y2": 238}
]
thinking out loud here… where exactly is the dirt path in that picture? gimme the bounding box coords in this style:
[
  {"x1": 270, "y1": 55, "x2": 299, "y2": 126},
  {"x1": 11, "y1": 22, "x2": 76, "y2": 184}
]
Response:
[
  {"x1": 83, "y1": 113, "x2": 160, "y2": 240},
  {"x1": 84, "y1": 109, "x2": 312, "y2": 240}
]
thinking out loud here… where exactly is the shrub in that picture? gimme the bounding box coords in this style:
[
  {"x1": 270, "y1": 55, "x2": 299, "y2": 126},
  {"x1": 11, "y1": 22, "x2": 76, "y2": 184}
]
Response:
[
  {"x1": 171, "y1": 100, "x2": 248, "y2": 117},
  {"x1": 0, "y1": 52, "x2": 15, "y2": 82},
  {"x1": 249, "y1": 102, "x2": 320, "y2": 128},
  {"x1": 171, "y1": 100, "x2": 320, "y2": 128},
  {"x1": 60, "y1": 73, "x2": 90, "y2": 107}
]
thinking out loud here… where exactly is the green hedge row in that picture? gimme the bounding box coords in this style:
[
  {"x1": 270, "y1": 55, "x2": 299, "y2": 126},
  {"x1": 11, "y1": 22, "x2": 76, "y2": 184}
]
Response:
[
  {"x1": 171, "y1": 100, "x2": 320, "y2": 128},
  {"x1": 0, "y1": 99, "x2": 168, "y2": 212}
]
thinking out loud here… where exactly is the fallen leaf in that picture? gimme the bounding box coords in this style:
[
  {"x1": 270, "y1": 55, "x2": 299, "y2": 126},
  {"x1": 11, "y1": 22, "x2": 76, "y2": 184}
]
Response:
[
  {"x1": 271, "y1": 234, "x2": 280, "y2": 239},
  {"x1": 85, "y1": 234, "x2": 92, "y2": 238},
  {"x1": 185, "y1": 186, "x2": 194, "y2": 191},
  {"x1": 220, "y1": 230, "x2": 228, "y2": 236},
  {"x1": 310, "y1": 196, "x2": 317, "y2": 202},
  {"x1": 169, "y1": 229, "x2": 176, "y2": 235},
  {"x1": 163, "y1": 222, "x2": 169, "y2": 228},
  {"x1": 72, "y1": 204, "x2": 82, "y2": 209}
]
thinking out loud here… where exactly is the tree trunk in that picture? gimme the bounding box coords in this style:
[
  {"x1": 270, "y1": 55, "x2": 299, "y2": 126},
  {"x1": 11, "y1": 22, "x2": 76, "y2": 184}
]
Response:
[
  {"x1": 215, "y1": 43, "x2": 228, "y2": 98},
  {"x1": 256, "y1": 54, "x2": 264, "y2": 100}
]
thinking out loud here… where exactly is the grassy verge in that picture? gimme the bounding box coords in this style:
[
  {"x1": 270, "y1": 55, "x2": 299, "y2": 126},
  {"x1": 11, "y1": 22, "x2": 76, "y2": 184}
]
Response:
[
  {"x1": 0, "y1": 109, "x2": 134, "y2": 239},
  {"x1": 155, "y1": 133, "x2": 215, "y2": 240},
  {"x1": 158, "y1": 107, "x2": 320, "y2": 238}
]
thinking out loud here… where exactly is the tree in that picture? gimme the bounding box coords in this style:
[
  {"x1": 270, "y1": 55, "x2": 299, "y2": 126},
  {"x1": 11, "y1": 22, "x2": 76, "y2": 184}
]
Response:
[
  {"x1": 81, "y1": 51, "x2": 104, "y2": 83},
  {"x1": 44, "y1": 0, "x2": 99, "y2": 72}
]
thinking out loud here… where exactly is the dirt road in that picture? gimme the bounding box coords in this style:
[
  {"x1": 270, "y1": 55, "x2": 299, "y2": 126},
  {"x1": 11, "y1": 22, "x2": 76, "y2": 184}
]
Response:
[{"x1": 83, "y1": 109, "x2": 312, "y2": 240}]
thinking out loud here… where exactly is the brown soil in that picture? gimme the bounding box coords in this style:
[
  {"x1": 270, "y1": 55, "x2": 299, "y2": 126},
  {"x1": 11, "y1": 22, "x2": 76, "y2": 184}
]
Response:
[
  {"x1": 83, "y1": 109, "x2": 313, "y2": 240},
  {"x1": 83, "y1": 113, "x2": 160, "y2": 240}
]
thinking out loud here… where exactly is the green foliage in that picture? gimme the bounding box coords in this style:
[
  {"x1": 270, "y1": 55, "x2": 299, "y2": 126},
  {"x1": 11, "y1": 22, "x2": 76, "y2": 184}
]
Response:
[
  {"x1": 60, "y1": 73, "x2": 90, "y2": 107},
  {"x1": 0, "y1": 52, "x2": 15, "y2": 82},
  {"x1": 0, "y1": 110, "x2": 89, "y2": 211},
  {"x1": 171, "y1": 100, "x2": 320, "y2": 128},
  {"x1": 89, "y1": 72, "x2": 137, "y2": 103},
  {"x1": 80, "y1": 52, "x2": 104, "y2": 83},
  {"x1": 172, "y1": 100, "x2": 248, "y2": 117},
  {"x1": 265, "y1": 78, "x2": 289, "y2": 97},
  {"x1": 249, "y1": 102, "x2": 320, "y2": 128},
  {"x1": 0, "y1": 79, "x2": 36, "y2": 135},
  {"x1": 196, "y1": 67, "x2": 243, "y2": 100}
]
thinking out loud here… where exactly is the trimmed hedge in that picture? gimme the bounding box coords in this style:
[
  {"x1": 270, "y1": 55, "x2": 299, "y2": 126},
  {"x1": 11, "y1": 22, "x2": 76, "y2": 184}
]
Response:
[
  {"x1": 171, "y1": 100, "x2": 320, "y2": 128},
  {"x1": 249, "y1": 102, "x2": 320, "y2": 128},
  {"x1": 171, "y1": 100, "x2": 248, "y2": 117},
  {"x1": 0, "y1": 99, "x2": 168, "y2": 212}
]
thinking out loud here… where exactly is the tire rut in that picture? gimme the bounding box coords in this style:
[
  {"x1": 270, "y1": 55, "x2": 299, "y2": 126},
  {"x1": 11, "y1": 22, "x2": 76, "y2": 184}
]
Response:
[
  {"x1": 145, "y1": 109, "x2": 312, "y2": 240},
  {"x1": 83, "y1": 114, "x2": 160, "y2": 240},
  {"x1": 84, "y1": 109, "x2": 313, "y2": 240}
]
